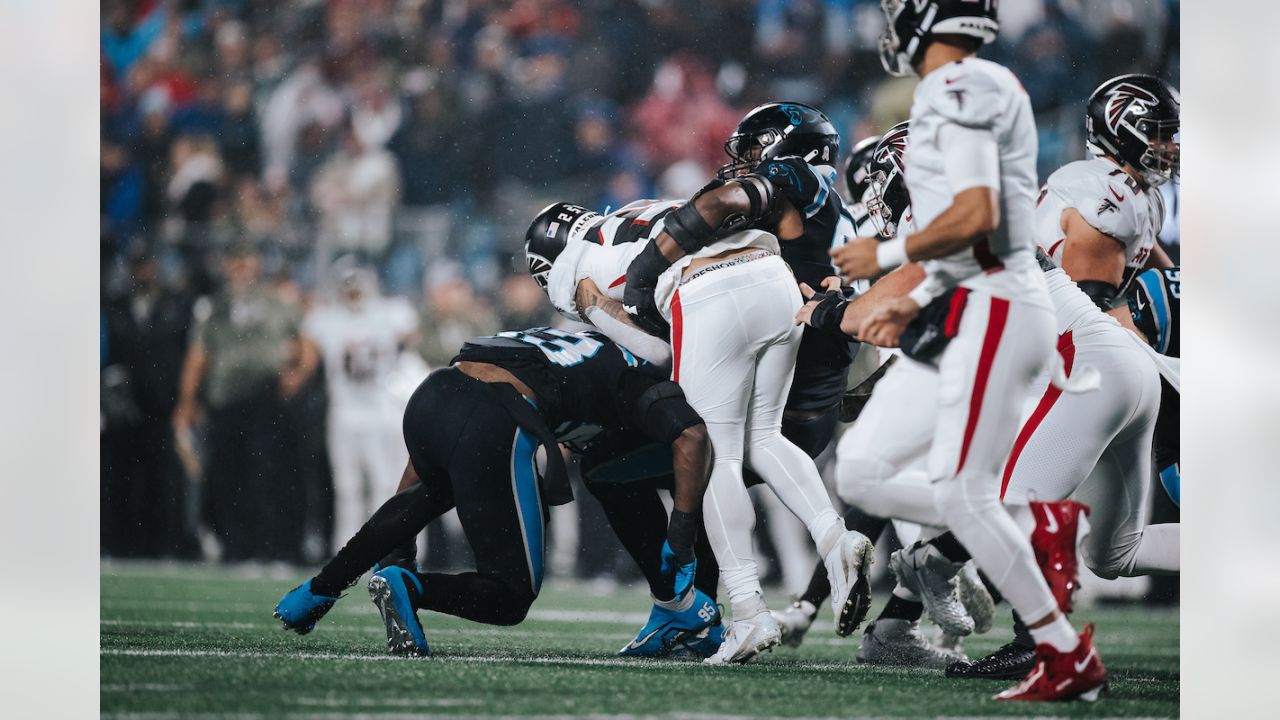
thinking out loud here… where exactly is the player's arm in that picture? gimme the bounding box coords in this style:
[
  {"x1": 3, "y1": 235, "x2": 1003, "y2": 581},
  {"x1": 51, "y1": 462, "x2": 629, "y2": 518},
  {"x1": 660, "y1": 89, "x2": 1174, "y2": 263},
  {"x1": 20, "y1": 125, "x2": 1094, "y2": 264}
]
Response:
[
  {"x1": 1059, "y1": 208, "x2": 1128, "y2": 310},
  {"x1": 830, "y1": 122, "x2": 1000, "y2": 301},
  {"x1": 1145, "y1": 240, "x2": 1174, "y2": 271},
  {"x1": 623, "y1": 177, "x2": 783, "y2": 318},
  {"x1": 173, "y1": 339, "x2": 207, "y2": 431},
  {"x1": 797, "y1": 264, "x2": 925, "y2": 341},
  {"x1": 575, "y1": 277, "x2": 672, "y2": 366}
]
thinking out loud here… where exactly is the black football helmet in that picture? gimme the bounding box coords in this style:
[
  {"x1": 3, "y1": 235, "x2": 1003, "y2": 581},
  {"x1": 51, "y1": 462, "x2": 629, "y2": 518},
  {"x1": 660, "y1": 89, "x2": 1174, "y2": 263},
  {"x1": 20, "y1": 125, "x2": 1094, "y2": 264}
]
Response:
[
  {"x1": 864, "y1": 121, "x2": 912, "y2": 238},
  {"x1": 1086, "y1": 74, "x2": 1180, "y2": 187},
  {"x1": 719, "y1": 102, "x2": 841, "y2": 178},
  {"x1": 524, "y1": 202, "x2": 600, "y2": 291},
  {"x1": 843, "y1": 135, "x2": 882, "y2": 204},
  {"x1": 878, "y1": 0, "x2": 999, "y2": 77}
]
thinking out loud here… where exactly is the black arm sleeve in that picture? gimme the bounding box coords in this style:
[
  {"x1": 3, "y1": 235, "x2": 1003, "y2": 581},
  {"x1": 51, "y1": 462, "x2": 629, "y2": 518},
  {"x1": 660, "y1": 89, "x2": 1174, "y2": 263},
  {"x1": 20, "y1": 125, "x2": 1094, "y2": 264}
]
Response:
[{"x1": 1076, "y1": 279, "x2": 1120, "y2": 311}]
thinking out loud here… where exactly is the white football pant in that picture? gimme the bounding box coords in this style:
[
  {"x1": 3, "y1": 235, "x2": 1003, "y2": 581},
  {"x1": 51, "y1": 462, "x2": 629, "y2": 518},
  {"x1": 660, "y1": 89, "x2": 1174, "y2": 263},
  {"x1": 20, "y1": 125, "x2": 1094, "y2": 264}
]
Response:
[
  {"x1": 671, "y1": 254, "x2": 844, "y2": 615},
  {"x1": 1001, "y1": 321, "x2": 1178, "y2": 577}
]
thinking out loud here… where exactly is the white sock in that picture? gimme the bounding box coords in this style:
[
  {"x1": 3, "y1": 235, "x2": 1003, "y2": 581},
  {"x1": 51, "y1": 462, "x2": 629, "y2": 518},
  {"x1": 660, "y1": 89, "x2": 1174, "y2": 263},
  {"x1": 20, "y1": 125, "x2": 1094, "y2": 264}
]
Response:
[
  {"x1": 731, "y1": 591, "x2": 768, "y2": 621},
  {"x1": 1030, "y1": 615, "x2": 1079, "y2": 652}
]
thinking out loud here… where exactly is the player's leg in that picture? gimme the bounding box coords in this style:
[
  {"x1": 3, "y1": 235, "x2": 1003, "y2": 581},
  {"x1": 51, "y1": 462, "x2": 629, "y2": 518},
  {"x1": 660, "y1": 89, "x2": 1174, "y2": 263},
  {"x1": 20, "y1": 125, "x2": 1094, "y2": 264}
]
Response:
[
  {"x1": 927, "y1": 293, "x2": 1096, "y2": 689},
  {"x1": 741, "y1": 275, "x2": 873, "y2": 637},
  {"x1": 327, "y1": 412, "x2": 365, "y2": 555},
  {"x1": 835, "y1": 357, "x2": 944, "y2": 526}
]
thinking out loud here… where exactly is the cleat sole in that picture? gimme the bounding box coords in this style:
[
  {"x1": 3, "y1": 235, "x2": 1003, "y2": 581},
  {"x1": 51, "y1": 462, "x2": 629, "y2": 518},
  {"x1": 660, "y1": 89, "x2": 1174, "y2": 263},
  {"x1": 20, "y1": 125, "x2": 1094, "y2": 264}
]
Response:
[{"x1": 368, "y1": 575, "x2": 429, "y2": 658}]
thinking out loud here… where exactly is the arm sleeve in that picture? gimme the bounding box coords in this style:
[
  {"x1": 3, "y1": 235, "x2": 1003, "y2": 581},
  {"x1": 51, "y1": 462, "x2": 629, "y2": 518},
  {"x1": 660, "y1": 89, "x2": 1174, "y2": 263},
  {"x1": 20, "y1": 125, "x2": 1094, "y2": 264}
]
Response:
[
  {"x1": 939, "y1": 123, "x2": 1001, "y2": 194},
  {"x1": 583, "y1": 305, "x2": 672, "y2": 367},
  {"x1": 616, "y1": 374, "x2": 703, "y2": 445},
  {"x1": 757, "y1": 157, "x2": 835, "y2": 219}
]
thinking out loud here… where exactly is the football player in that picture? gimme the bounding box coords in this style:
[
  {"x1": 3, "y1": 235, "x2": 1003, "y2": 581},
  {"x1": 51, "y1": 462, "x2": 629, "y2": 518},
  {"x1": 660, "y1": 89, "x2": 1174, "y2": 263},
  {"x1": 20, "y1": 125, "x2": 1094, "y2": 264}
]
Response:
[
  {"x1": 273, "y1": 329, "x2": 721, "y2": 658},
  {"x1": 823, "y1": 119, "x2": 1180, "y2": 679},
  {"x1": 303, "y1": 262, "x2": 419, "y2": 554},
  {"x1": 528, "y1": 199, "x2": 874, "y2": 664},
  {"x1": 825, "y1": 0, "x2": 1106, "y2": 701}
]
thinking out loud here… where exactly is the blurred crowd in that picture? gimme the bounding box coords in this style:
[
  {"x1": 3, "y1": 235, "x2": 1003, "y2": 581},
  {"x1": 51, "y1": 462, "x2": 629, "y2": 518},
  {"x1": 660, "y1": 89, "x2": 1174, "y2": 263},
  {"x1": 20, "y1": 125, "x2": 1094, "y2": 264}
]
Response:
[{"x1": 100, "y1": 0, "x2": 1180, "y2": 580}]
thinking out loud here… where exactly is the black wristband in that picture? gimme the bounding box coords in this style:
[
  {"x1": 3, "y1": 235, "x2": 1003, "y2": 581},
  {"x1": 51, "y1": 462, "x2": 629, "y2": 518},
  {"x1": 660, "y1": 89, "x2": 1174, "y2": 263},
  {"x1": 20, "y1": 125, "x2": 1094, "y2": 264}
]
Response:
[
  {"x1": 807, "y1": 288, "x2": 855, "y2": 336},
  {"x1": 1077, "y1": 279, "x2": 1119, "y2": 311},
  {"x1": 666, "y1": 509, "x2": 699, "y2": 563},
  {"x1": 664, "y1": 200, "x2": 717, "y2": 255}
]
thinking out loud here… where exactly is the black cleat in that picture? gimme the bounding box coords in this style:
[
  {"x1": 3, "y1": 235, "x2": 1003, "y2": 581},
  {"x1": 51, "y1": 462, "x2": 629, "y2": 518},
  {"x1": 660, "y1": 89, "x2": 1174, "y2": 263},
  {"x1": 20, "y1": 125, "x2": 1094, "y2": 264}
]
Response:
[{"x1": 945, "y1": 640, "x2": 1036, "y2": 680}]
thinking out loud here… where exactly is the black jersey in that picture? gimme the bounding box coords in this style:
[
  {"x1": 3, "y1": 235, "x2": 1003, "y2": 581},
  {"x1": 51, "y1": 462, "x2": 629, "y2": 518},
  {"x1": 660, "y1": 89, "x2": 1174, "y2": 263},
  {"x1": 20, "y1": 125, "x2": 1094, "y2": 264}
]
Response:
[
  {"x1": 452, "y1": 327, "x2": 697, "y2": 449},
  {"x1": 755, "y1": 156, "x2": 858, "y2": 288},
  {"x1": 1127, "y1": 266, "x2": 1179, "y2": 358}
]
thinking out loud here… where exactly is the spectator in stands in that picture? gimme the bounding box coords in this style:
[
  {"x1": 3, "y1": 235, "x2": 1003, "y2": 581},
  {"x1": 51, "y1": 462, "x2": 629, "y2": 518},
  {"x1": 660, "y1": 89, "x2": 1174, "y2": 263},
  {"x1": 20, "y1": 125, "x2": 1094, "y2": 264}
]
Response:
[
  {"x1": 310, "y1": 118, "x2": 401, "y2": 261},
  {"x1": 417, "y1": 264, "x2": 498, "y2": 369},
  {"x1": 173, "y1": 243, "x2": 318, "y2": 561},
  {"x1": 102, "y1": 253, "x2": 200, "y2": 559}
]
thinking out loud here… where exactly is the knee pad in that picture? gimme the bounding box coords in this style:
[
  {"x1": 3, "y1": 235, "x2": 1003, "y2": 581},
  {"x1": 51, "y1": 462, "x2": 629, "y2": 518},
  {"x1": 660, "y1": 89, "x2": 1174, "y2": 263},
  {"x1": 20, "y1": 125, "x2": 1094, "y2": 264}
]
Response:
[{"x1": 781, "y1": 406, "x2": 840, "y2": 459}]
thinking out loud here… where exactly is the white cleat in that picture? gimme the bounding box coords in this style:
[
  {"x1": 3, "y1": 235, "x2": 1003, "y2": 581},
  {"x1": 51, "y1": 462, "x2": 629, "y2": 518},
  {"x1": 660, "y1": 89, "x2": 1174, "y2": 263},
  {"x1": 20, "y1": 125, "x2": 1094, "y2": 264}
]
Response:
[
  {"x1": 703, "y1": 611, "x2": 781, "y2": 665},
  {"x1": 890, "y1": 542, "x2": 974, "y2": 637},
  {"x1": 856, "y1": 619, "x2": 969, "y2": 669},
  {"x1": 772, "y1": 600, "x2": 817, "y2": 648},
  {"x1": 957, "y1": 561, "x2": 995, "y2": 635},
  {"x1": 826, "y1": 531, "x2": 875, "y2": 637}
]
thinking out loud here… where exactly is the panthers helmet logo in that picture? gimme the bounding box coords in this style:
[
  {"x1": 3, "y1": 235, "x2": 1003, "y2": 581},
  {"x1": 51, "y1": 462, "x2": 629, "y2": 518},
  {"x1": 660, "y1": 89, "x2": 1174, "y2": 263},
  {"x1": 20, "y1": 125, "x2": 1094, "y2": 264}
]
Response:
[
  {"x1": 1102, "y1": 82, "x2": 1159, "y2": 135},
  {"x1": 526, "y1": 252, "x2": 553, "y2": 290}
]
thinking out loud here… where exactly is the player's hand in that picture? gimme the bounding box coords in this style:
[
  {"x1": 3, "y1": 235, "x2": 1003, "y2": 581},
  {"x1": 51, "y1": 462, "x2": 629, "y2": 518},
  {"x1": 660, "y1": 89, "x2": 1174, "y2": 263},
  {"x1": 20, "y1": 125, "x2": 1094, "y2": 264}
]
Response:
[
  {"x1": 661, "y1": 540, "x2": 697, "y2": 601},
  {"x1": 830, "y1": 237, "x2": 881, "y2": 282},
  {"x1": 280, "y1": 370, "x2": 307, "y2": 400},
  {"x1": 857, "y1": 296, "x2": 921, "y2": 348},
  {"x1": 795, "y1": 277, "x2": 843, "y2": 326}
]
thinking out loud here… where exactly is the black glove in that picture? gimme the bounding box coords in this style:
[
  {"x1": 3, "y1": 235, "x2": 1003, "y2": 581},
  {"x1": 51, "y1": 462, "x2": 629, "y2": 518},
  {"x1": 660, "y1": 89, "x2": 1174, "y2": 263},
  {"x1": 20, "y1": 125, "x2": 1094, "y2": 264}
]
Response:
[
  {"x1": 805, "y1": 286, "x2": 859, "y2": 337},
  {"x1": 623, "y1": 241, "x2": 672, "y2": 334}
]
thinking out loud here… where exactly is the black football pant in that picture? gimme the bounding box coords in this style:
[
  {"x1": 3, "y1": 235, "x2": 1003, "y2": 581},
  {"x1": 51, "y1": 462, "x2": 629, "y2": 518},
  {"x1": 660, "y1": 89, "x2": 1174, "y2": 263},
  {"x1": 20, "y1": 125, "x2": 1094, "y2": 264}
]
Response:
[{"x1": 314, "y1": 369, "x2": 545, "y2": 625}]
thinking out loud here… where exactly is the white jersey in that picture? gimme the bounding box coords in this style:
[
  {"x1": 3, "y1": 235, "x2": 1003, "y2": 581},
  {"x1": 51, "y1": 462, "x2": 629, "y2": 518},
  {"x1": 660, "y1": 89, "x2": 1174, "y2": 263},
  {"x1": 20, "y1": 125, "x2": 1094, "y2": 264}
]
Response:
[
  {"x1": 304, "y1": 297, "x2": 418, "y2": 417},
  {"x1": 1034, "y1": 157, "x2": 1165, "y2": 296},
  {"x1": 905, "y1": 57, "x2": 1046, "y2": 306},
  {"x1": 545, "y1": 200, "x2": 781, "y2": 323}
]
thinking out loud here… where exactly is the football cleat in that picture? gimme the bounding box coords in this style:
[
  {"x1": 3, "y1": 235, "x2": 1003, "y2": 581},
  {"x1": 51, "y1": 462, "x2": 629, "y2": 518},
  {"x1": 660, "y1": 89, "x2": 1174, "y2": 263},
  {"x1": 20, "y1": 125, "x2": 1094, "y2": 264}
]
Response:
[
  {"x1": 772, "y1": 599, "x2": 818, "y2": 648},
  {"x1": 890, "y1": 542, "x2": 973, "y2": 637},
  {"x1": 856, "y1": 619, "x2": 968, "y2": 669},
  {"x1": 946, "y1": 639, "x2": 1036, "y2": 679},
  {"x1": 957, "y1": 561, "x2": 995, "y2": 635},
  {"x1": 1029, "y1": 499, "x2": 1091, "y2": 614},
  {"x1": 995, "y1": 624, "x2": 1108, "y2": 702},
  {"x1": 669, "y1": 621, "x2": 726, "y2": 659},
  {"x1": 368, "y1": 566, "x2": 429, "y2": 657},
  {"x1": 618, "y1": 589, "x2": 721, "y2": 658},
  {"x1": 703, "y1": 611, "x2": 781, "y2": 665},
  {"x1": 273, "y1": 579, "x2": 339, "y2": 635},
  {"x1": 826, "y1": 531, "x2": 875, "y2": 637}
]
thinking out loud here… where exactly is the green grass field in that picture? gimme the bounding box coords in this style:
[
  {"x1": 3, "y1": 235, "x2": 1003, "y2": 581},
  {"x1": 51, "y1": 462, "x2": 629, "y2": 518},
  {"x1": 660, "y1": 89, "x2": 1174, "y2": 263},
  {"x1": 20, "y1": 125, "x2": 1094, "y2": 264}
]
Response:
[{"x1": 102, "y1": 561, "x2": 1178, "y2": 719}]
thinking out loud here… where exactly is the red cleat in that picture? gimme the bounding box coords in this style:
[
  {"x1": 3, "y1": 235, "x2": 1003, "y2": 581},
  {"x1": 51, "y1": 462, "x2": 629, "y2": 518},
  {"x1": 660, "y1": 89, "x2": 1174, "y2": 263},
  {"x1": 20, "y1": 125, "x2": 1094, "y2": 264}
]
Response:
[
  {"x1": 995, "y1": 624, "x2": 1108, "y2": 702},
  {"x1": 1028, "y1": 499, "x2": 1090, "y2": 614}
]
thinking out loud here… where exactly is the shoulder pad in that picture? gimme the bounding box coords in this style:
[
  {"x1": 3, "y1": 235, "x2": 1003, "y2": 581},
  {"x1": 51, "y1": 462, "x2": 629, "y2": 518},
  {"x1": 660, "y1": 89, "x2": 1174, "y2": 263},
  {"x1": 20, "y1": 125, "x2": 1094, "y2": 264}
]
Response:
[
  {"x1": 924, "y1": 63, "x2": 1008, "y2": 129},
  {"x1": 756, "y1": 157, "x2": 835, "y2": 219},
  {"x1": 1051, "y1": 163, "x2": 1143, "y2": 244}
]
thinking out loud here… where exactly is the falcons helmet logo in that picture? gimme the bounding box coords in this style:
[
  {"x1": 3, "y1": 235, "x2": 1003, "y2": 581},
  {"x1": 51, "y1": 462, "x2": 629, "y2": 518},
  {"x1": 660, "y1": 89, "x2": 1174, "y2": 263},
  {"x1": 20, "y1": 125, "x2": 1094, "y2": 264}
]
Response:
[
  {"x1": 874, "y1": 125, "x2": 909, "y2": 173},
  {"x1": 527, "y1": 252, "x2": 553, "y2": 290},
  {"x1": 1102, "y1": 82, "x2": 1159, "y2": 135}
]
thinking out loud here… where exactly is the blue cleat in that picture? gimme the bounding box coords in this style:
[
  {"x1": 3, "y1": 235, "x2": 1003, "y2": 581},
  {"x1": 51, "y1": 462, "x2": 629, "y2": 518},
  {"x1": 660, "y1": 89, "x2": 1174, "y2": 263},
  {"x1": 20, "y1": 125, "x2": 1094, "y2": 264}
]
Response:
[
  {"x1": 368, "y1": 566, "x2": 430, "y2": 657},
  {"x1": 273, "y1": 579, "x2": 339, "y2": 635},
  {"x1": 671, "y1": 620, "x2": 726, "y2": 659},
  {"x1": 618, "y1": 589, "x2": 721, "y2": 658}
]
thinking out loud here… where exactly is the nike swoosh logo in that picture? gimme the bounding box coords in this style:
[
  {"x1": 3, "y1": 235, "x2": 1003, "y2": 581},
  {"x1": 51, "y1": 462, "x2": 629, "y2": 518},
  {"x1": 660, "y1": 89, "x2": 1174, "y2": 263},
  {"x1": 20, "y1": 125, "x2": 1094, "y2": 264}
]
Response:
[
  {"x1": 1109, "y1": 186, "x2": 1125, "y2": 202},
  {"x1": 1042, "y1": 506, "x2": 1059, "y2": 534},
  {"x1": 628, "y1": 620, "x2": 675, "y2": 649},
  {"x1": 945, "y1": 76, "x2": 967, "y2": 85},
  {"x1": 1074, "y1": 646, "x2": 1097, "y2": 673}
]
